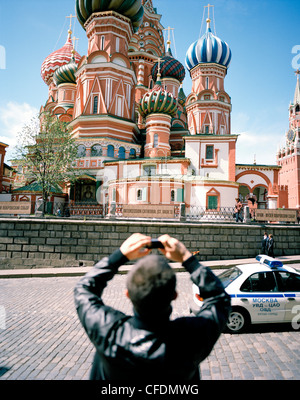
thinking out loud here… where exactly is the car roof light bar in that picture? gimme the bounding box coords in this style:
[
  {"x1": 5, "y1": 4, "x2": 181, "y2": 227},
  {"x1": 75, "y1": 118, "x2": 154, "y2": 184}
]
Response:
[{"x1": 256, "y1": 255, "x2": 283, "y2": 269}]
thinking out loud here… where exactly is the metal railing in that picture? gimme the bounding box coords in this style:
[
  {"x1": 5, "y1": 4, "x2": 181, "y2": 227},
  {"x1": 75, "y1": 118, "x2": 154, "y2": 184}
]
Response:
[
  {"x1": 0, "y1": 201, "x2": 244, "y2": 223},
  {"x1": 185, "y1": 206, "x2": 238, "y2": 222}
]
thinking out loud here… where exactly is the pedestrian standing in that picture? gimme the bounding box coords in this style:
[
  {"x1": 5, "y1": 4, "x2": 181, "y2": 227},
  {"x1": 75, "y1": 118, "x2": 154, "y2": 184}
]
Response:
[
  {"x1": 267, "y1": 234, "x2": 275, "y2": 258},
  {"x1": 234, "y1": 198, "x2": 243, "y2": 223},
  {"x1": 261, "y1": 232, "x2": 268, "y2": 255}
]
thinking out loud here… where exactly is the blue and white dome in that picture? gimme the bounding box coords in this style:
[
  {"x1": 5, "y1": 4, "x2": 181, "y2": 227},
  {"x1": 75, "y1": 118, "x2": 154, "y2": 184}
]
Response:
[{"x1": 185, "y1": 20, "x2": 232, "y2": 71}]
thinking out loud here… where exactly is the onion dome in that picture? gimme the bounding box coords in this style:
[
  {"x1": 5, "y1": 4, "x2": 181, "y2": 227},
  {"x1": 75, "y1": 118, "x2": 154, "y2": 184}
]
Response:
[
  {"x1": 152, "y1": 43, "x2": 185, "y2": 83},
  {"x1": 41, "y1": 31, "x2": 81, "y2": 85},
  {"x1": 76, "y1": 0, "x2": 144, "y2": 32},
  {"x1": 138, "y1": 75, "x2": 178, "y2": 118},
  {"x1": 185, "y1": 19, "x2": 232, "y2": 71},
  {"x1": 53, "y1": 54, "x2": 78, "y2": 86}
]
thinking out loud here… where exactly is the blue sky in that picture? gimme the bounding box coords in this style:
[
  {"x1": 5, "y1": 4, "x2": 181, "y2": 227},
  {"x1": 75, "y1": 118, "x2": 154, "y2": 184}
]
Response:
[{"x1": 0, "y1": 0, "x2": 299, "y2": 165}]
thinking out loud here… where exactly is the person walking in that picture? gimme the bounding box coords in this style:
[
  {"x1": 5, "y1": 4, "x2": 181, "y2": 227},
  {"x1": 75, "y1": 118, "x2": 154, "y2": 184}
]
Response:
[{"x1": 74, "y1": 233, "x2": 231, "y2": 381}]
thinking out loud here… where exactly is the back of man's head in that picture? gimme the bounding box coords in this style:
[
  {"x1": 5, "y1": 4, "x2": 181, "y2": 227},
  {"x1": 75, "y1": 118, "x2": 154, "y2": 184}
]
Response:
[{"x1": 126, "y1": 255, "x2": 176, "y2": 318}]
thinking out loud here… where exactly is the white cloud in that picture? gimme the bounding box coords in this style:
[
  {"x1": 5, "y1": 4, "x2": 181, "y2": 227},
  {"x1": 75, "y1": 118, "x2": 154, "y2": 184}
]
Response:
[
  {"x1": 235, "y1": 130, "x2": 280, "y2": 165},
  {"x1": 0, "y1": 101, "x2": 39, "y2": 161}
]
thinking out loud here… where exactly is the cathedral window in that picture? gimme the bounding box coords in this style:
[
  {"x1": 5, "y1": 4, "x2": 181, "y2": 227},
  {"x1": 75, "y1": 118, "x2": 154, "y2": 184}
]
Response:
[
  {"x1": 137, "y1": 188, "x2": 147, "y2": 201},
  {"x1": 206, "y1": 77, "x2": 209, "y2": 90},
  {"x1": 208, "y1": 195, "x2": 218, "y2": 210},
  {"x1": 91, "y1": 144, "x2": 102, "y2": 157},
  {"x1": 143, "y1": 165, "x2": 156, "y2": 177},
  {"x1": 93, "y1": 96, "x2": 98, "y2": 114},
  {"x1": 171, "y1": 190, "x2": 175, "y2": 202},
  {"x1": 118, "y1": 147, "x2": 125, "y2": 159},
  {"x1": 107, "y1": 145, "x2": 115, "y2": 158},
  {"x1": 100, "y1": 35, "x2": 105, "y2": 51},
  {"x1": 116, "y1": 95, "x2": 124, "y2": 117},
  {"x1": 153, "y1": 134, "x2": 158, "y2": 148},
  {"x1": 116, "y1": 37, "x2": 120, "y2": 52},
  {"x1": 129, "y1": 148, "x2": 136, "y2": 158},
  {"x1": 77, "y1": 145, "x2": 86, "y2": 158},
  {"x1": 206, "y1": 145, "x2": 214, "y2": 160}
]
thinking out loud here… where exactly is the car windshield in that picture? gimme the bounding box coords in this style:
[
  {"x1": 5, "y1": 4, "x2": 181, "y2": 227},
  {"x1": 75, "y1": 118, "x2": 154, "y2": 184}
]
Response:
[{"x1": 218, "y1": 267, "x2": 242, "y2": 288}]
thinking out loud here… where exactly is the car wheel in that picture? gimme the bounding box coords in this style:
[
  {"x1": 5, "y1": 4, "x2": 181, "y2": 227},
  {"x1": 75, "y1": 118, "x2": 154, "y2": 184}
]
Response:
[{"x1": 226, "y1": 308, "x2": 249, "y2": 333}]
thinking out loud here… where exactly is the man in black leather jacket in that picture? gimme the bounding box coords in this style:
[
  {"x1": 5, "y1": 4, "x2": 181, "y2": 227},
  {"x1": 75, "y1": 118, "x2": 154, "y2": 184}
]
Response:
[{"x1": 74, "y1": 233, "x2": 231, "y2": 380}]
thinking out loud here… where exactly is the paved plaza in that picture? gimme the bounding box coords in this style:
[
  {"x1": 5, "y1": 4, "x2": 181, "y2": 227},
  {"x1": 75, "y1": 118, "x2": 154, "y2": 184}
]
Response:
[{"x1": 0, "y1": 270, "x2": 300, "y2": 381}]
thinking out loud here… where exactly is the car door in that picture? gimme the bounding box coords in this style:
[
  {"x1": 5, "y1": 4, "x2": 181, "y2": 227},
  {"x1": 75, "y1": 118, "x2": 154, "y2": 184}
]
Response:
[
  {"x1": 239, "y1": 271, "x2": 286, "y2": 323},
  {"x1": 274, "y1": 271, "x2": 300, "y2": 323}
]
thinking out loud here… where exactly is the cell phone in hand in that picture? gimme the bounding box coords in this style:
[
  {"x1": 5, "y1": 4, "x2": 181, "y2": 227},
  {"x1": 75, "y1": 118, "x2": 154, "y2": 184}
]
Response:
[{"x1": 145, "y1": 239, "x2": 164, "y2": 249}]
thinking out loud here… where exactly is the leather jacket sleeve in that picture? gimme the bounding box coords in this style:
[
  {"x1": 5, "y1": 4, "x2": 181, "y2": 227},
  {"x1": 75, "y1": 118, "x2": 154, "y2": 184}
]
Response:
[
  {"x1": 177, "y1": 255, "x2": 231, "y2": 362},
  {"x1": 74, "y1": 249, "x2": 129, "y2": 347}
]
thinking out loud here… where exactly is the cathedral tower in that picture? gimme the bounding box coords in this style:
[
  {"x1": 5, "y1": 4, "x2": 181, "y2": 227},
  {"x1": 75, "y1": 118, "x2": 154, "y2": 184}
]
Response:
[
  {"x1": 277, "y1": 70, "x2": 300, "y2": 209},
  {"x1": 71, "y1": 0, "x2": 144, "y2": 144},
  {"x1": 138, "y1": 70, "x2": 177, "y2": 158},
  {"x1": 184, "y1": 10, "x2": 236, "y2": 182}
]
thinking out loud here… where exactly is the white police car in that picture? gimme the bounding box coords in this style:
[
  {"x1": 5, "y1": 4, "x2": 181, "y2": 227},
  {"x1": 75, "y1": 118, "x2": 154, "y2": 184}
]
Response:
[{"x1": 191, "y1": 255, "x2": 300, "y2": 333}]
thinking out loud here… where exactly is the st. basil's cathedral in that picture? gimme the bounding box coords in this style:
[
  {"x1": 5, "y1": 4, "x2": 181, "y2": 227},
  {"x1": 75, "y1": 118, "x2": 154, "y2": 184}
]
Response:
[{"x1": 3, "y1": 0, "x2": 300, "y2": 214}]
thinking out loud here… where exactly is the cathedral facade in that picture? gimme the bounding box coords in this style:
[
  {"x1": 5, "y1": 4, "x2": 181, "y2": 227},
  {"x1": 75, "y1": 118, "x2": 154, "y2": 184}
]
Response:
[{"x1": 9, "y1": 0, "x2": 297, "y2": 215}]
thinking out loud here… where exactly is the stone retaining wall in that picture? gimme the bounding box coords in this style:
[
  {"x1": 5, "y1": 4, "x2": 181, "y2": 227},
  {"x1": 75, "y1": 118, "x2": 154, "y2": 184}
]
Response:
[{"x1": 0, "y1": 218, "x2": 299, "y2": 269}]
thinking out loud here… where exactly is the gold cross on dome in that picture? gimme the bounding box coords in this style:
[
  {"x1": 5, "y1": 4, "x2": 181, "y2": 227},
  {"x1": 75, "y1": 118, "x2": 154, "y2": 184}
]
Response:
[
  {"x1": 72, "y1": 36, "x2": 79, "y2": 51},
  {"x1": 66, "y1": 14, "x2": 76, "y2": 31},
  {"x1": 163, "y1": 27, "x2": 174, "y2": 43},
  {"x1": 204, "y1": 4, "x2": 214, "y2": 20}
]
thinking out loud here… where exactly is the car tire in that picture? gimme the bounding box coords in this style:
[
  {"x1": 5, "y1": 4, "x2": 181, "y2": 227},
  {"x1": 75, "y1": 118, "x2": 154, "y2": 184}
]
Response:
[{"x1": 226, "y1": 307, "x2": 250, "y2": 334}]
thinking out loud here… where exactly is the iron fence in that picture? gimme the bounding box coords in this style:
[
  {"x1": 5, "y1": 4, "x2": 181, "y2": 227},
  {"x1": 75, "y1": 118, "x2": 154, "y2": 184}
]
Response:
[
  {"x1": 0, "y1": 201, "x2": 244, "y2": 223},
  {"x1": 185, "y1": 206, "x2": 238, "y2": 222}
]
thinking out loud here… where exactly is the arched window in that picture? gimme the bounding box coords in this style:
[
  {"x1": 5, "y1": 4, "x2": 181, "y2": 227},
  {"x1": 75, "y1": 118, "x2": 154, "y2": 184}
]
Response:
[
  {"x1": 116, "y1": 37, "x2": 120, "y2": 52},
  {"x1": 93, "y1": 96, "x2": 98, "y2": 114},
  {"x1": 296, "y1": 104, "x2": 300, "y2": 113},
  {"x1": 153, "y1": 134, "x2": 158, "y2": 148},
  {"x1": 107, "y1": 145, "x2": 114, "y2": 158},
  {"x1": 129, "y1": 148, "x2": 136, "y2": 159},
  {"x1": 118, "y1": 146, "x2": 125, "y2": 159},
  {"x1": 100, "y1": 35, "x2": 105, "y2": 51},
  {"x1": 171, "y1": 190, "x2": 175, "y2": 202},
  {"x1": 77, "y1": 145, "x2": 86, "y2": 158},
  {"x1": 206, "y1": 77, "x2": 209, "y2": 90},
  {"x1": 91, "y1": 144, "x2": 102, "y2": 157}
]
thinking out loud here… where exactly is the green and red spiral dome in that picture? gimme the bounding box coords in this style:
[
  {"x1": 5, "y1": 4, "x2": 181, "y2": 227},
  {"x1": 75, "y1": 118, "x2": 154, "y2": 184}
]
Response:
[
  {"x1": 76, "y1": 0, "x2": 144, "y2": 32},
  {"x1": 139, "y1": 81, "x2": 178, "y2": 119},
  {"x1": 53, "y1": 55, "x2": 78, "y2": 86}
]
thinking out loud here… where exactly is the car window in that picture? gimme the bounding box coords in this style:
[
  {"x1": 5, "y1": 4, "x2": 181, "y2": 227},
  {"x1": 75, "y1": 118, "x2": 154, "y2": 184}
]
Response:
[
  {"x1": 275, "y1": 271, "x2": 300, "y2": 292},
  {"x1": 240, "y1": 272, "x2": 277, "y2": 292},
  {"x1": 217, "y1": 267, "x2": 242, "y2": 288}
]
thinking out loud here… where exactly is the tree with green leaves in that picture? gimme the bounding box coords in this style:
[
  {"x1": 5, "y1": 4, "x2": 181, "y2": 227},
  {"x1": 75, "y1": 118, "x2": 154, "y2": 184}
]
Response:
[{"x1": 14, "y1": 112, "x2": 78, "y2": 215}]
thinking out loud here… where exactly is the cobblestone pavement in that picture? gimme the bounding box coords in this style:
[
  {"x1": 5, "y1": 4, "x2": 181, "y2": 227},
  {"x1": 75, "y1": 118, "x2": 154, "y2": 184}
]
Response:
[{"x1": 0, "y1": 271, "x2": 300, "y2": 380}]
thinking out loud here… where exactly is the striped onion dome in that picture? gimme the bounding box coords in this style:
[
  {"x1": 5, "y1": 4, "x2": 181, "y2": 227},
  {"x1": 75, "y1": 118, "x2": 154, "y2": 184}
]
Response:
[
  {"x1": 138, "y1": 76, "x2": 178, "y2": 118},
  {"x1": 41, "y1": 31, "x2": 81, "y2": 85},
  {"x1": 53, "y1": 55, "x2": 78, "y2": 86},
  {"x1": 185, "y1": 19, "x2": 231, "y2": 71},
  {"x1": 76, "y1": 0, "x2": 144, "y2": 32},
  {"x1": 152, "y1": 45, "x2": 186, "y2": 84}
]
